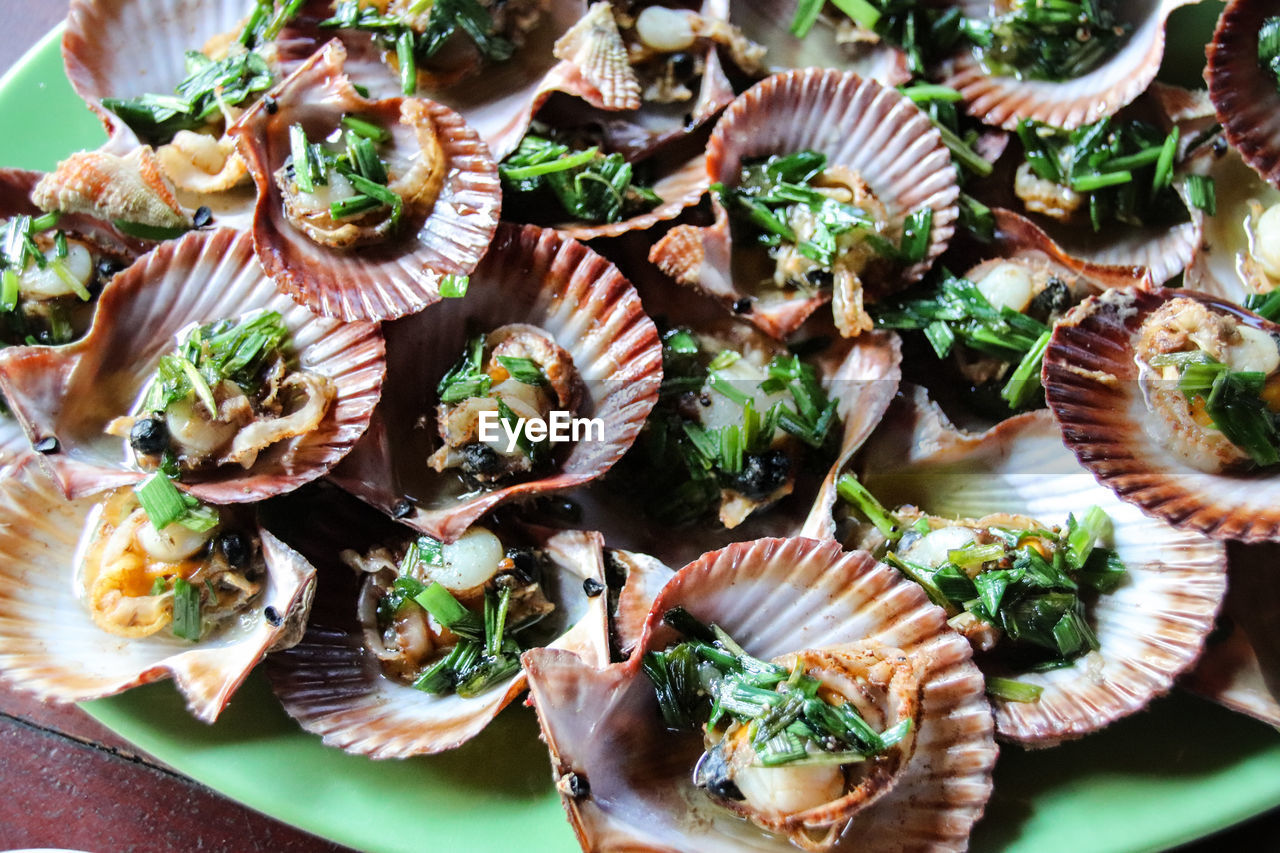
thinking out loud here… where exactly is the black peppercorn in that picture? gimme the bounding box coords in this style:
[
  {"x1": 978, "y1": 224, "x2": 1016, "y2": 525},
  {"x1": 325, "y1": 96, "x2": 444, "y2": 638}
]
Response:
[{"x1": 129, "y1": 416, "x2": 169, "y2": 456}]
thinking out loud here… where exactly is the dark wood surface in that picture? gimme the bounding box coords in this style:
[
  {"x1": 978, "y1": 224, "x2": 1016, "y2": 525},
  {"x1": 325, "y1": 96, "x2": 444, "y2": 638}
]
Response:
[{"x1": 0, "y1": 4, "x2": 1275, "y2": 852}]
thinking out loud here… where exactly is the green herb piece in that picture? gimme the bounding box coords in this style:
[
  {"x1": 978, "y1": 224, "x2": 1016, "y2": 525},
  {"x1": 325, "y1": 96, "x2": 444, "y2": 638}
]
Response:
[
  {"x1": 171, "y1": 578, "x2": 202, "y2": 641},
  {"x1": 440, "y1": 274, "x2": 470, "y2": 298},
  {"x1": 986, "y1": 676, "x2": 1043, "y2": 703},
  {"x1": 110, "y1": 220, "x2": 191, "y2": 241},
  {"x1": 1064, "y1": 505, "x2": 1111, "y2": 569},
  {"x1": 1245, "y1": 291, "x2": 1280, "y2": 323},
  {"x1": 102, "y1": 50, "x2": 275, "y2": 144},
  {"x1": 496, "y1": 356, "x2": 547, "y2": 387},
  {"x1": 1184, "y1": 175, "x2": 1216, "y2": 215},
  {"x1": 341, "y1": 114, "x2": 392, "y2": 143},
  {"x1": 1262, "y1": 17, "x2": 1280, "y2": 92},
  {"x1": 376, "y1": 576, "x2": 427, "y2": 627},
  {"x1": 836, "y1": 473, "x2": 901, "y2": 540},
  {"x1": 134, "y1": 472, "x2": 205, "y2": 530},
  {"x1": 644, "y1": 614, "x2": 903, "y2": 766},
  {"x1": 500, "y1": 134, "x2": 661, "y2": 224},
  {"x1": 437, "y1": 334, "x2": 491, "y2": 403},
  {"x1": 413, "y1": 582, "x2": 484, "y2": 640},
  {"x1": 149, "y1": 577, "x2": 168, "y2": 596},
  {"x1": 1000, "y1": 329, "x2": 1052, "y2": 409},
  {"x1": 0, "y1": 270, "x2": 18, "y2": 313},
  {"x1": 966, "y1": 0, "x2": 1130, "y2": 82},
  {"x1": 1176, "y1": 353, "x2": 1280, "y2": 467}
]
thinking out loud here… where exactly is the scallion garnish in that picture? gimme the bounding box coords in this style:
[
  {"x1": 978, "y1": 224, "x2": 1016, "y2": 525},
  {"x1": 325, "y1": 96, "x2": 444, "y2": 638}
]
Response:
[
  {"x1": 439, "y1": 274, "x2": 470, "y2": 298},
  {"x1": 644, "y1": 608, "x2": 908, "y2": 766},
  {"x1": 837, "y1": 478, "x2": 1125, "y2": 671},
  {"x1": 1260, "y1": 16, "x2": 1280, "y2": 92},
  {"x1": 496, "y1": 356, "x2": 547, "y2": 387},
  {"x1": 1173, "y1": 352, "x2": 1280, "y2": 467},
  {"x1": 986, "y1": 676, "x2": 1044, "y2": 703},
  {"x1": 500, "y1": 134, "x2": 661, "y2": 225},
  {"x1": 171, "y1": 577, "x2": 202, "y2": 641}
]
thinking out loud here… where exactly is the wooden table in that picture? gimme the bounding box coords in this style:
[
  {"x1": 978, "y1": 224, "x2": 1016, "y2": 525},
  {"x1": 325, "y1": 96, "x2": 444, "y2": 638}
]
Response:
[{"x1": 0, "y1": 4, "x2": 1274, "y2": 852}]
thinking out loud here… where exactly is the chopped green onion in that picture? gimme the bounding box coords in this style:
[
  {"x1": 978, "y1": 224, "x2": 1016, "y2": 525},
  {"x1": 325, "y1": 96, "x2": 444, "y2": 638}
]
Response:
[
  {"x1": 1184, "y1": 174, "x2": 1216, "y2": 215},
  {"x1": 986, "y1": 676, "x2": 1043, "y2": 703},
  {"x1": 836, "y1": 473, "x2": 901, "y2": 540},
  {"x1": 413, "y1": 582, "x2": 483, "y2": 640},
  {"x1": 440, "y1": 274, "x2": 470, "y2": 298},
  {"x1": 1000, "y1": 330, "x2": 1051, "y2": 409},
  {"x1": 171, "y1": 578, "x2": 202, "y2": 641},
  {"x1": 134, "y1": 472, "x2": 193, "y2": 530},
  {"x1": 496, "y1": 356, "x2": 546, "y2": 386},
  {"x1": 341, "y1": 114, "x2": 391, "y2": 142},
  {"x1": 110, "y1": 220, "x2": 190, "y2": 241}
]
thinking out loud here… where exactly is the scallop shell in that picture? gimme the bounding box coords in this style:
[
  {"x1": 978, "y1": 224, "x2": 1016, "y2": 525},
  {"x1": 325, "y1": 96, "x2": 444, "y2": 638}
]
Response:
[
  {"x1": 32, "y1": 146, "x2": 191, "y2": 230},
  {"x1": 728, "y1": 0, "x2": 911, "y2": 86},
  {"x1": 0, "y1": 227, "x2": 385, "y2": 503},
  {"x1": 522, "y1": 537, "x2": 997, "y2": 852},
  {"x1": 1207, "y1": 0, "x2": 1280, "y2": 189},
  {"x1": 63, "y1": 0, "x2": 399, "y2": 145},
  {"x1": 940, "y1": 0, "x2": 1196, "y2": 131},
  {"x1": 230, "y1": 41, "x2": 500, "y2": 322},
  {"x1": 649, "y1": 68, "x2": 959, "y2": 339},
  {"x1": 982, "y1": 207, "x2": 1161, "y2": 290},
  {"x1": 1183, "y1": 145, "x2": 1280, "y2": 303},
  {"x1": 1043, "y1": 286, "x2": 1280, "y2": 543},
  {"x1": 605, "y1": 547, "x2": 674, "y2": 660},
  {"x1": 1183, "y1": 542, "x2": 1280, "y2": 728},
  {"x1": 851, "y1": 389, "x2": 1227, "y2": 745},
  {"x1": 968, "y1": 86, "x2": 1206, "y2": 286},
  {"x1": 1, "y1": 167, "x2": 150, "y2": 259},
  {"x1": 569, "y1": 321, "x2": 900, "y2": 570},
  {"x1": 552, "y1": 2, "x2": 642, "y2": 111},
  {"x1": 0, "y1": 466, "x2": 316, "y2": 723},
  {"x1": 329, "y1": 222, "x2": 660, "y2": 544},
  {"x1": 263, "y1": 484, "x2": 611, "y2": 758}
]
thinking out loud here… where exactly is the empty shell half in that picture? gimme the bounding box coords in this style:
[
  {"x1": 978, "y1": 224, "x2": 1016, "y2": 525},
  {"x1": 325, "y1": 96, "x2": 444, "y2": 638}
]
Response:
[
  {"x1": 330, "y1": 222, "x2": 660, "y2": 543},
  {"x1": 0, "y1": 466, "x2": 315, "y2": 723},
  {"x1": 522, "y1": 537, "x2": 996, "y2": 852},
  {"x1": 263, "y1": 484, "x2": 610, "y2": 757},
  {"x1": 649, "y1": 68, "x2": 958, "y2": 339},
  {"x1": 1044, "y1": 287, "x2": 1280, "y2": 542},
  {"x1": 849, "y1": 390, "x2": 1227, "y2": 745},
  {"x1": 231, "y1": 41, "x2": 501, "y2": 322},
  {"x1": 0, "y1": 227, "x2": 385, "y2": 503}
]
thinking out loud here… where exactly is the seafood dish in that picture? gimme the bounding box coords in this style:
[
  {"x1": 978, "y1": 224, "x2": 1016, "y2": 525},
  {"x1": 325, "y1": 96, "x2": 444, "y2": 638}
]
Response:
[{"x1": 0, "y1": 1, "x2": 1278, "y2": 851}]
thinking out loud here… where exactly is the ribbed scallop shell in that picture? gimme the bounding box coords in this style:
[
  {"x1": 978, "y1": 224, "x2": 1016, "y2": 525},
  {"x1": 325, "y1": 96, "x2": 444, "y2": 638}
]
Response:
[
  {"x1": 522, "y1": 537, "x2": 997, "y2": 852},
  {"x1": 941, "y1": 0, "x2": 1195, "y2": 131},
  {"x1": 854, "y1": 392, "x2": 1227, "y2": 745},
  {"x1": 231, "y1": 41, "x2": 501, "y2": 322},
  {"x1": 63, "y1": 0, "x2": 398, "y2": 146},
  {"x1": 606, "y1": 548, "x2": 674, "y2": 660},
  {"x1": 0, "y1": 228, "x2": 385, "y2": 503},
  {"x1": 1184, "y1": 146, "x2": 1280, "y2": 303},
  {"x1": 0, "y1": 466, "x2": 316, "y2": 723},
  {"x1": 728, "y1": 0, "x2": 911, "y2": 85},
  {"x1": 570, "y1": 322, "x2": 900, "y2": 570},
  {"x1": 1044, "y1": 286, "x2": 1280, "y2": 543},
  {"x1": 1207, "y1": 0, "x2": 1280, "y2": 189},
  {"x1": 329, "y1": 222, "x2": 660, "y2": 544},
  {"x1": 33, "y1": 146, "x2": 191, "y2": 230},
  {"x1": 263, "y1": 485, "x2": 611, "y2": 758},
  {"x1": 650, "y1": 68, "x2": 959, "y2": 339},
  {"x1": 984, "y1": 207, "x2": 1166, "y2": 290},
  {"x1": 1183, "y1": 542, "x2": 1280, "y2": 728},
  {"x1": 552, "y1": 2, "x2": 641, "y2": 111}
]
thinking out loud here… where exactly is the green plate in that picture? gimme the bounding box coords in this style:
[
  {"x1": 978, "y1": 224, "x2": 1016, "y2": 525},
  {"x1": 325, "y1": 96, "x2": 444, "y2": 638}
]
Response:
[{"x1": 2, "y1": 7, "x2": 1279, "y2": 853}]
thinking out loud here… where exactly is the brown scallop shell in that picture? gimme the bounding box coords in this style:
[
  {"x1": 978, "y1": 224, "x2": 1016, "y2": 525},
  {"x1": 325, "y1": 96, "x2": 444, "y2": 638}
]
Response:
[
  {"x1": 263, "y1": 484, "x2": 610, "y2": 758},
  {"x1": 941, "y1": 0, "x2": 1196, "y2": 131},
  {"x1": 329, "y1": 222, "x2": 660, "y2": 543},
  {"x1": 1207, "y1": 0, "x2": 1280, "y2": 189},
  {"x1": 522, "y1": 537, "x2": 997, "y2": 852},
  {"x1": 1183, "y1": 542, "x2": 1280, "y2": 728},
  {"x1": 230, "y1": 41, "x2": 501, "y2": 322},
  {"x1": 649, "y1": 68, "x2": 959, "y2": 339},
  {"x1": 0, "y1": 467, "x2": 316, "y2": 723},
  {"x1": 853, "y1": 391, "x2": 1227, "y2": 745},
  {"x1": 1043, "y1": 286, "x2": 1280, "y2": 542},
  {"x1": 0, "y1": 227, "x2": 385, "y2": 503}
]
